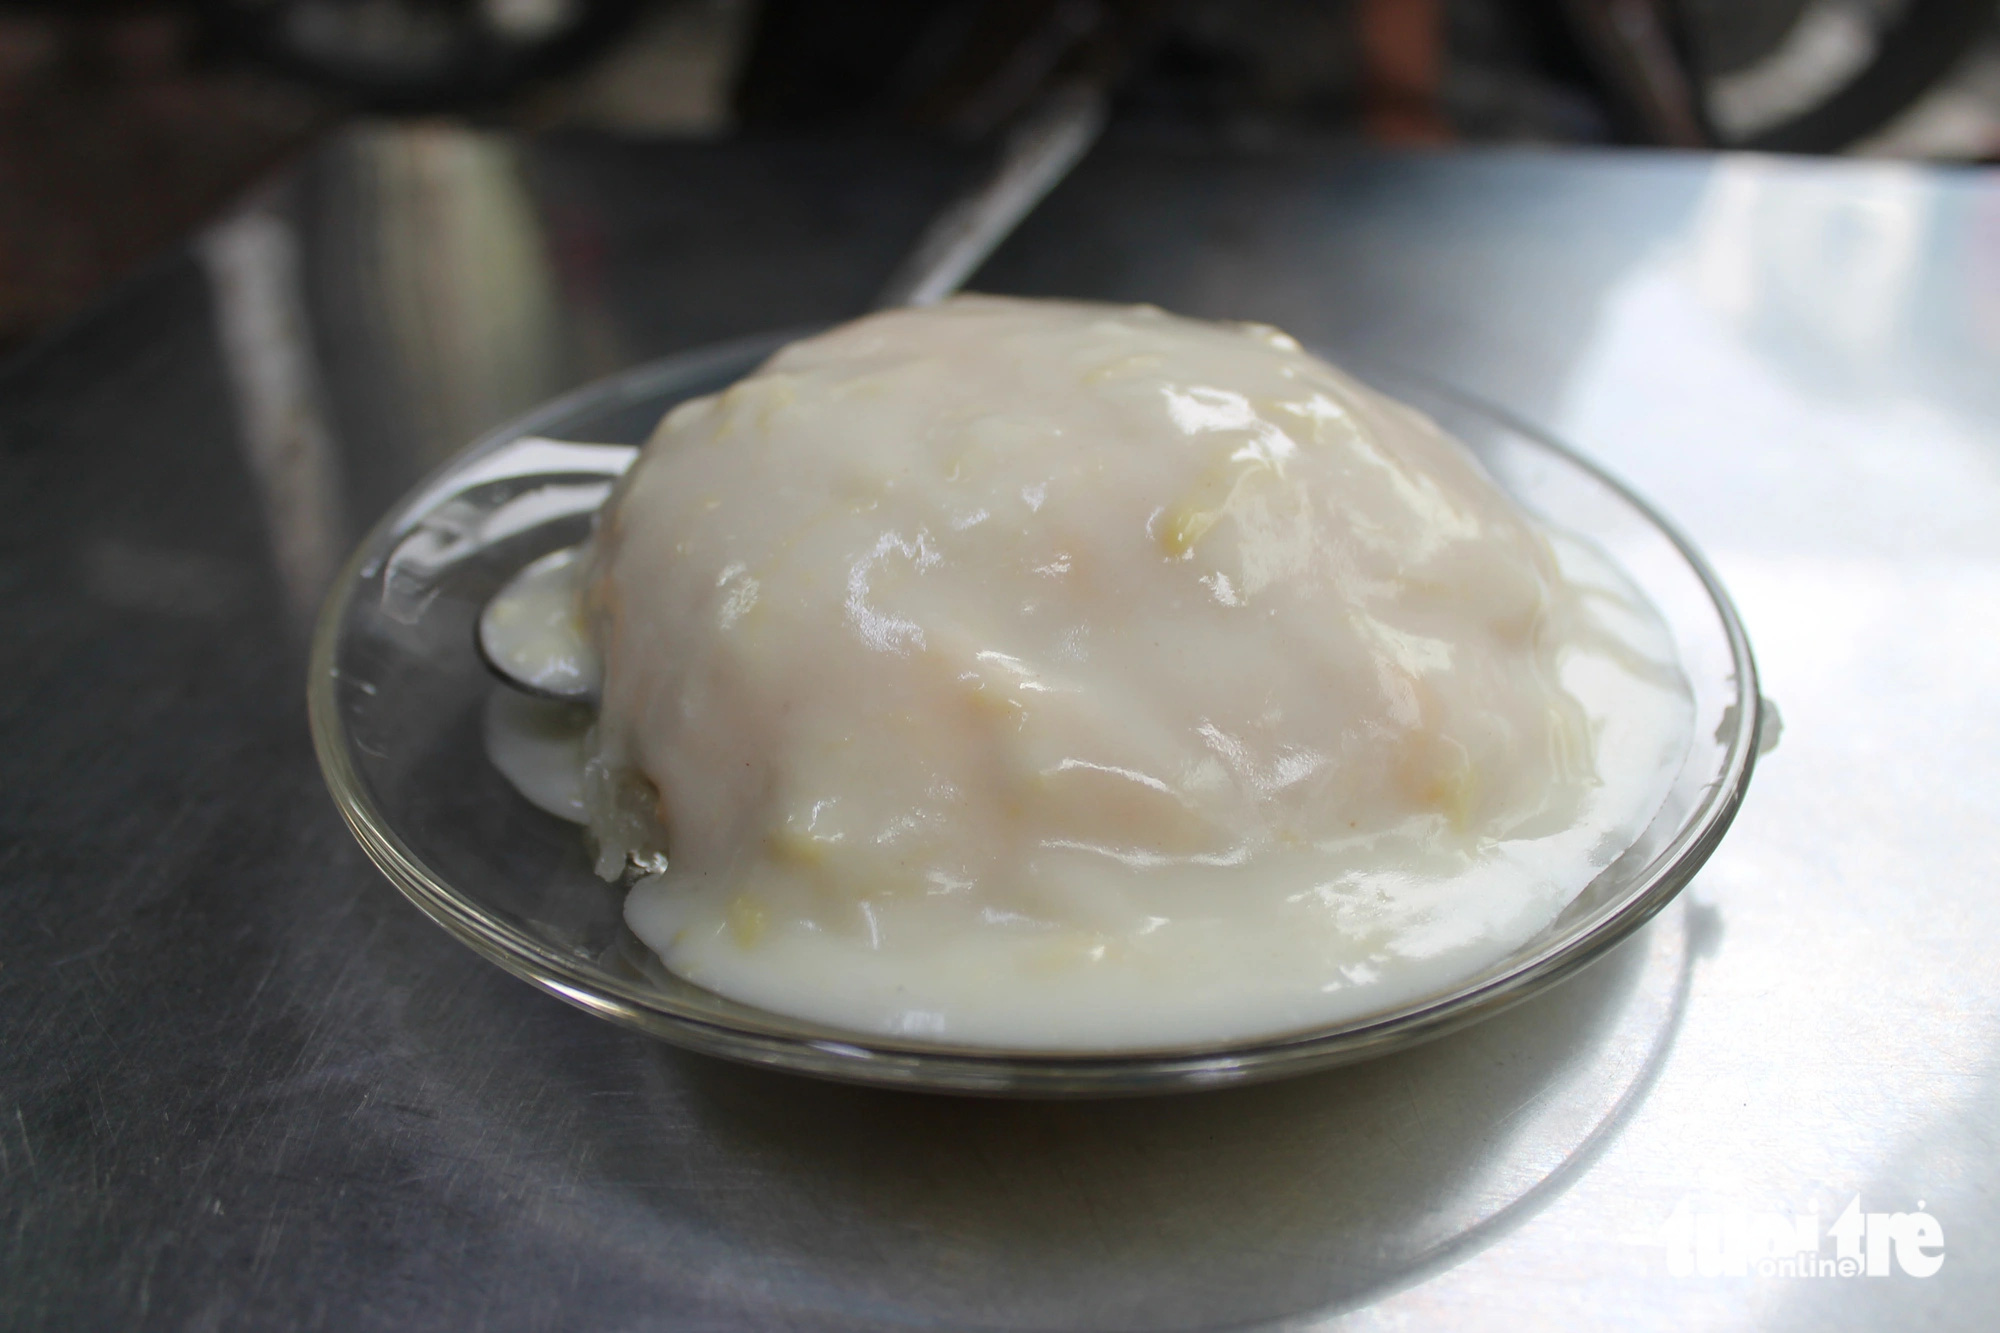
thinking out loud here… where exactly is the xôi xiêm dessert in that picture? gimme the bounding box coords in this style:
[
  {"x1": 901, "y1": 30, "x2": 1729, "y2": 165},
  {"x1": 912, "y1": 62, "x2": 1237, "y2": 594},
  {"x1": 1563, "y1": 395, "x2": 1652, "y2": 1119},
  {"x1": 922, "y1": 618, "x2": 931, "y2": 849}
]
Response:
[{"x1": 499, "y1": 296, "x2": 1693, "y2": 1049}]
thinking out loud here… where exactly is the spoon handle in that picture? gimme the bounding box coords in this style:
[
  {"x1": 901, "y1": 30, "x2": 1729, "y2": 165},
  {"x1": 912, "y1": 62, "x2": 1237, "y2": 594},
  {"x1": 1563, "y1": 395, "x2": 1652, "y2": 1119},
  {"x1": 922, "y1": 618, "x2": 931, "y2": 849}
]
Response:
[
  {"x1": 872, "y1": 81, "x2": 1108, "y2": 311},
  {"x1": 479, "y1": 86, "x2": 1107, "y2": 704}
]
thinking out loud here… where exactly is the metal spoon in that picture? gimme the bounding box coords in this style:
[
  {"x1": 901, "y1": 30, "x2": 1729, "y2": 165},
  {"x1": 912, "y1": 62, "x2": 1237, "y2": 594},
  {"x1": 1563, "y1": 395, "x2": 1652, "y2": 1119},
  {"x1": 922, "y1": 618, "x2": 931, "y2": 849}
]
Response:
[{"x1": 477, "y1": 84, "x2": 1108, "y2": 703}]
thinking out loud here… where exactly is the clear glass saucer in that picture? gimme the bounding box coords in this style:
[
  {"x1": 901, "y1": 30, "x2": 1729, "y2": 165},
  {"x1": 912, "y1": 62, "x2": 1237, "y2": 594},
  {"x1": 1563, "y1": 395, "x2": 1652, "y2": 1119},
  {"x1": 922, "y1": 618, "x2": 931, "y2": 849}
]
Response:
[{"x1": 308, "y1": 330, "x2": 1769, "y2": 1097}]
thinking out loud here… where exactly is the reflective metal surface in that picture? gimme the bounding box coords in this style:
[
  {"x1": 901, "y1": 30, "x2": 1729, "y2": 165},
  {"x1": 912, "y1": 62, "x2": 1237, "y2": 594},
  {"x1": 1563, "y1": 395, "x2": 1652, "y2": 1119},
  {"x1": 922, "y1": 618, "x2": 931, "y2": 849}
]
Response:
[{"x1": 2, "y1": 127, "x2": 1995, "y2": 1327}]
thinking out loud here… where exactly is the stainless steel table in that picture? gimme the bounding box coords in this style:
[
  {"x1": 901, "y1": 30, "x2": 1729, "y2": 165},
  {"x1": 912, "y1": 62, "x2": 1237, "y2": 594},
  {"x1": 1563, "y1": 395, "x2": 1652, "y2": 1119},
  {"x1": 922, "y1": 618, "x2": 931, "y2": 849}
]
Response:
[{"x1": 3, "y1": 127, "x2": 1994, "y2": 1330}]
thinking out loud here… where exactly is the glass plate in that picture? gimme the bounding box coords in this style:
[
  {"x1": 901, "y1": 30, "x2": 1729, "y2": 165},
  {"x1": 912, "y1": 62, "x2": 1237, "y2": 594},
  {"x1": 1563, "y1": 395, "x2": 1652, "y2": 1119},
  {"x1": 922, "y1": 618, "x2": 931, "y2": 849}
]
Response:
[{"x1": 309, "y1": 330, "x2": 1769, "y2": 1096}]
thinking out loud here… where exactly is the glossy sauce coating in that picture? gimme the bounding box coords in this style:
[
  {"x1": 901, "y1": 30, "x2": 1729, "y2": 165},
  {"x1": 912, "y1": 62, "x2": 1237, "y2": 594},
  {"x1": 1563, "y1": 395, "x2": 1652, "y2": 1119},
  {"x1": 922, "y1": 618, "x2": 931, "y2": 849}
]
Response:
[{"x1": 579, "y1": 297, "x2": 1691, "y2": 1048}]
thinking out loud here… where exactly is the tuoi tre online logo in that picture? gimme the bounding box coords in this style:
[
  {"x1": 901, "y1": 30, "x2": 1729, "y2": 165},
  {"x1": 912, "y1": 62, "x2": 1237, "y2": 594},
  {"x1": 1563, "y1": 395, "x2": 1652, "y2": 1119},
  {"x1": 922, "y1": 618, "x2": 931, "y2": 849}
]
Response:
[{"x1": 1659, "y1": 1196, "x2": 1944, "y2": 1279}]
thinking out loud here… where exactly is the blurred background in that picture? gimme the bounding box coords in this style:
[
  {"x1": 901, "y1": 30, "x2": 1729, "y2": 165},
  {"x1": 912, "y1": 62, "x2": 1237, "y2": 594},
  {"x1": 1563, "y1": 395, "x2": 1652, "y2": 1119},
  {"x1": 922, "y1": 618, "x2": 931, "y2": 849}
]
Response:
[{"x1": 1, "y1": 0, "x2": 1996, "y2": 360}]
